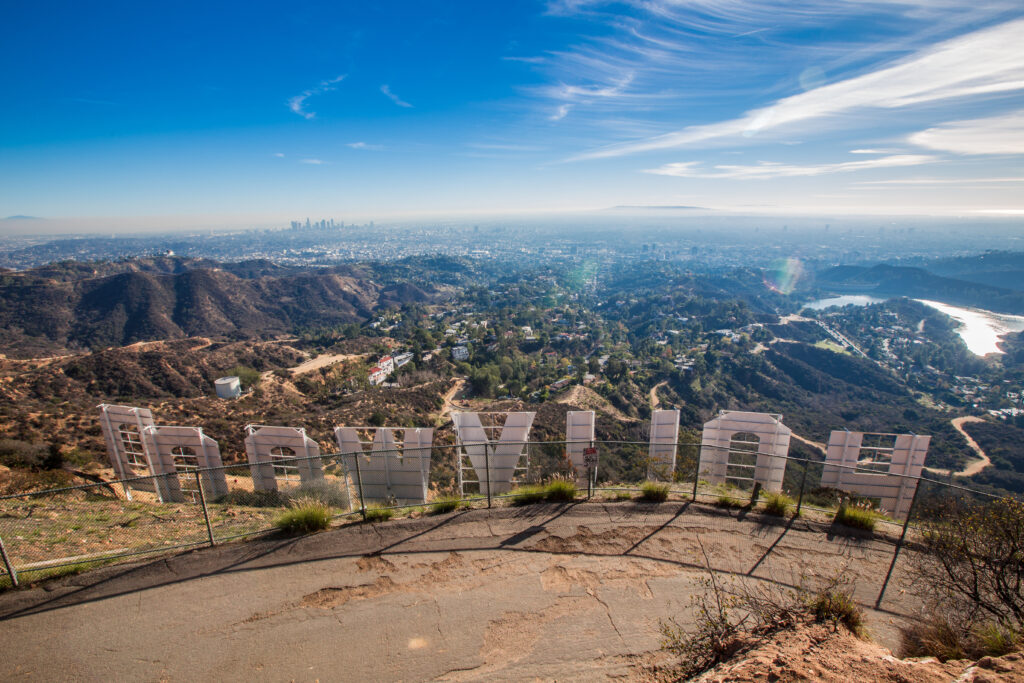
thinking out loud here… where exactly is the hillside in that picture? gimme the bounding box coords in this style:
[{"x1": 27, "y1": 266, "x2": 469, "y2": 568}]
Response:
[
  {"x1": 0, "y1": 258, "x2": 443, "y2": 357},
  {"x1": 813, "y1": 264, "x2": 1024, "y2": 315}
]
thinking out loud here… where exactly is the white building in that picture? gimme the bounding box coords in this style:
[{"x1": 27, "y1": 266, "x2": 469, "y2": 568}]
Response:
[
  {"x1": 214, "y1": 376, "x2": 241, "y2": 399},
  {"x1": 452, "y1": 346, "x2": 469, "y2": 362},
  {"x1": 368, "y1": 366, "x2": 387, "y2": 385}
]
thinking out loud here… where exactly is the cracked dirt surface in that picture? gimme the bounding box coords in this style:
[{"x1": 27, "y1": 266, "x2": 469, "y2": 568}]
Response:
[{"x1": 0, "y1": 501, "x2": 923, "y2": 681}]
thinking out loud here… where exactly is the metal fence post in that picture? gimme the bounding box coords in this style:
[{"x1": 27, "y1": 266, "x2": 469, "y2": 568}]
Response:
[
  {"x1": 691, "y1": 446, "x2": 700, "y2": 501},
  {"x1": 485, "y1": 444, "x2": 492, "y2": 509},
  {"x1": 352, "y1": 452, "x2": 367, "y2": 521},
  {"x1": 0, "y1": 534, "x2": 18, "y2": 588},
  {"x1": 195, "y1": 470, "x2": 215, "y2": 547},
  {"x1": 795, "y1": 460, "x2": 809, "y2": 516},
  {"x1": 875, "y1": 479, "x2": 923, "y2": 609}
]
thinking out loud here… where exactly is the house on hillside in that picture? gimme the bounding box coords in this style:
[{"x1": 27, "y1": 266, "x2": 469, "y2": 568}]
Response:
[{"x1": 368, "y1": 366, "x2": 387, "y2": 385}]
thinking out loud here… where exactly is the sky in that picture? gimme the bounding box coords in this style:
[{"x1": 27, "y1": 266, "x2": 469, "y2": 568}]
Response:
[{"x1": 2, "y1": 0, "x2": 1023, "y2": 232}]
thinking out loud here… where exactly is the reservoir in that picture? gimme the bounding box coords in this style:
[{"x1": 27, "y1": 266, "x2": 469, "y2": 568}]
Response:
[
  {"x1": 804, "y1": 295, "x2": 1024, "y2": 356},
  {"x1": 914, "y1": 300, "x2": 1024, "y2": 356}
]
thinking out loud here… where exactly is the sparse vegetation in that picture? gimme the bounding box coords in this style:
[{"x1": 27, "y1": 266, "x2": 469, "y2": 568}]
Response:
[
  {"x1": 902, "y1": 495, "x2": 1024, "y2": 661},
  {"x1": 429, "y1": 496, "x2": 463, "y2": 515},
  {"x1": 274, "y1": 497, "x2": 332, "y2": 533},
  {"x1": 640, "y1": 481, "x2": 670, "y2": 502},
  {"x1": 661, "y1": 539, "x2": 864, "y2": 679},
  {"x1": 762, "y1": 491, "x2": 795, "y2": 517},
  {"x1": 363, "y1": 504, "x2": 393, "y2": 523},
  {"x1": 833, "y1": 500, "x2": 876, "y2": 531}
]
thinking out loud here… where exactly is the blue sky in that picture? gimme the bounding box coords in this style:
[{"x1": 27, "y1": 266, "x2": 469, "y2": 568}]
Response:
[{"x1": 2, "y1": 0, "x2": 1023, "y2": 231}]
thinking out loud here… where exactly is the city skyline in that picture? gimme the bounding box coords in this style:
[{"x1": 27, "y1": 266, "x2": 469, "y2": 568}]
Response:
[{"x1": 2, "y1": 1, "x2": 1023, "y2": 232}]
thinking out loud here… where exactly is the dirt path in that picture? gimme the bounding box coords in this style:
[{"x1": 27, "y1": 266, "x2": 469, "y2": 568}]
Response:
[
  {"x1": 0, "y1": 502, "x2": 922, "y2": 681},
  {"x1": 945, "y1": 416, "x2": 991, "y2": 477},
  {"x1": 790, "y1": 432, "x2": 827, "y2": 455},
  {"x1": 437, "y1": 378, "x2": 467, "y2": 422},
  {"x1": 288, "y1": 352, "x2": 368, "y2": 376},
  {"x1": 557, "y1": 384, "x2": 636, "y2": 422},
  {"x1": 650, "y1": 380, "x2": 667, "y2": 409}
]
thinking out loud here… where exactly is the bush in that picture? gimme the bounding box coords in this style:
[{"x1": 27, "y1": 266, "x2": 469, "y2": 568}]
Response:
[
  {"x1": 227, "y1": 365, "x2": 261, "y2": 389},
  {"x1": 612, "y1": 490, "x2": 633, "y2": 501},
  {"x1": 833, "y1": 501, "x2": 876, "y2": 531},
  {"x1": 429, "y1": 496, "x2": 463, "y2": 515},
  {"x1": 640, "y1": 481, "x2": 670, "y2": 502},
  {"x1": 0, "y1": 439, "x2": 47, "y2": 469},
  {"x1": 363, "y1": 504, "x2": 393, "y2": 522},
  {"x1": 903, "y1": 495, "x2": 1024, "y2": 660},
  {"x1": 289, "y1": 480, "x2": 350, "y2": 508},
  {"x1": 762, "y1": 491, "x2": 795, "y2": 517},
  {"x1": 511, "y1": 485, "x2": 546, "y2": 506},
  {"x1": 275, "y1": 497, "x2": 331, "y2": 533},
  {"x1": 808, "y1": 588, "x2": 864, "y2": 637},
  {"x1": 544, "y1": 479, "x2": 577, "y2": 503},
  {"x1": 902, "y1": 615, "x2": 1022, "y2": 661},
  {"x1": 712, "y1": 484, "x2": 745, "y2": 508}
]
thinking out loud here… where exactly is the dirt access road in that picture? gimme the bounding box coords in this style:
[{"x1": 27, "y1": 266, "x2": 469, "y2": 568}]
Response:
[{"x1": 1, "y1": 502, "x2": 920, "y2": 681}]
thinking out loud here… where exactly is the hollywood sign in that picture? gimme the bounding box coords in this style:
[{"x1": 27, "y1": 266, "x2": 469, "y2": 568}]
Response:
[{"x1": 98, "y1": 404, "x2": 929, "y2": 519}]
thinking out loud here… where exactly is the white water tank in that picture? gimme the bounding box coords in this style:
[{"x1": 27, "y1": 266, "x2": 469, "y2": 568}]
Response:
[{"x1": 215, "y1": 376, "x2": 242, "y2": 399}]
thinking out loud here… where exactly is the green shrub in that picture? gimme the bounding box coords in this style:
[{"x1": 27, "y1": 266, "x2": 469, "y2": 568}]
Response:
[
  {"x1": 275, "y1": 497, "x2": 331, "y2": 533},
  {"x1": 762, "y1": 491, "x2": 795, "y2": 517},
  {"x1": 511, "y1": 485, "x2": 546, "y2": 506},
  {"x1": 808, "y1": 589, "x2": 864, "y2": 637},
  {"x1": 544, "y1": 479, "x2": 577, "y2": 502},
  {"x1": 834, "y1": 501, "x2": 876, "y2": 531},
  {"x1": 429, "y1": 496, "x2": 463, "y2": 515},
  {"x1": 363, "y1": 504, "x2": 393, "y2": 523},
  {"x1": 613, "y1": 490, "x2": 633, "y2": 501},
  {"x1": 640, "y1": 481, "x2": 670, "y2": 502}
]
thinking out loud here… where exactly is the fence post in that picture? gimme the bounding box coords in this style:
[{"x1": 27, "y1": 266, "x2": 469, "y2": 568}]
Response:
[
  {"x1": 795, "y1": 460, "x2": 809, "y2": 516},
  {"x1": 195, "y1": 470, "x2": 215, "y2": 547},
  {"x1": 691, "y1": 445, "x2": 700, "y2": 501},
  {"x1": 0, "y1": 534, "x2": 18, "y2": 588},
  {"x1": 352, "y1": 452, "x2": 367, "y2": 521},
  {"x1": 485, "y1": 444, "x2": 492, "y2": 509},
  {"x1": 875, "y1": 479, "x2": 922, "y2": 609}
]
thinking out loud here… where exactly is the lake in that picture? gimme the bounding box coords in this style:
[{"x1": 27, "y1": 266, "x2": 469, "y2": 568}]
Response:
[
  {"x1": 915, "y1": 300, "x2": 1024, "y2": 356},
  {"x1": 803, "y1": 295, "x2": 1024, "y2": 356}
]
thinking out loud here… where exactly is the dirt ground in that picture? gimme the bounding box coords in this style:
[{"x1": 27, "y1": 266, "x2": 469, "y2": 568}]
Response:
[{"x1": 1, "y1": 501, "x2": 930, "y2": 681}]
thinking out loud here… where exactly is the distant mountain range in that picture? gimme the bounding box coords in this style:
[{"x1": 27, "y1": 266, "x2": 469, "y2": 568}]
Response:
[
  {"x1": 0, "y1": 257, "x2": 441, "y2": 357},
  {"x1": 813, "y1": 261, "x2": 1024, "y2": 315}
]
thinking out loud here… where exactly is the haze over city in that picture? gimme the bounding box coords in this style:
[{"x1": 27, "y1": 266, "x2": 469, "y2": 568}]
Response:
[{"x1": 3, "y1": 0, "x2": 1024, "y2": 233}]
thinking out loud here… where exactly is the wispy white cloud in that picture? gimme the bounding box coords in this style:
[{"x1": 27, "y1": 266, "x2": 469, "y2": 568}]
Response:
[
  {"x1": 573, "y1": 18, "x2": 1024, "y2": 159},
  {"x1": 273, "y1": 152, "x2": 285, "y2": 158},
  {"x1": 288, "y1": 75, "x2": 346, "y2": 120},
  {"x1": 540, "y1": 72, "x2": 637, "y2": 121},
  {"x1": 380, "y1": 84, "x2": 413, "y2": 108},
  {"x1": 347, "y1": 142, "x2": 383, "y2": 150},
  {"x1": 849, "y1": 148, "x2": 900, "y2": 154},
  {"x1": 300, "y1": 158, "x2": 327, "y2": 165},
  {"x1": 503, "y1": 55, "x2": 546, "y2": 64},
  {"x1": 909, "y1": 110, "x2": 1024, "y2": 155},
  {"x1": 854, "y1": 176, "x2": 1024, "y2": 186},
  {"x1": 645, "y1": 154, "x2": 937, "y2": 179},
  {"x1": 467, "y1": 143, "x2": 547, "y2": 152},
  {"x1": 550, "y1": 104, "x2": 572, "y2": 121}
]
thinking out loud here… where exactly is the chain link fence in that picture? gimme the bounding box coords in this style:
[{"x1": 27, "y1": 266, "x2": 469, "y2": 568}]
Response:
[{"x1": 0, "y1": 439, "x2": 1010, "y2": 609}]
